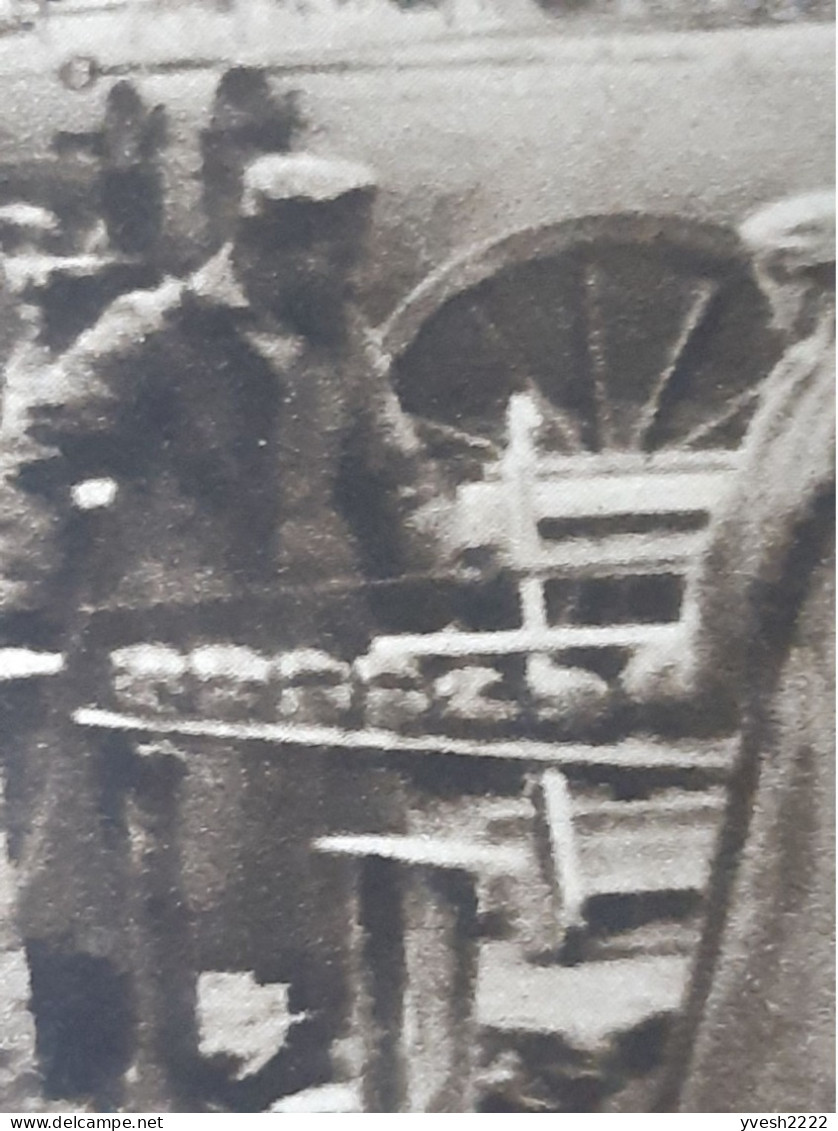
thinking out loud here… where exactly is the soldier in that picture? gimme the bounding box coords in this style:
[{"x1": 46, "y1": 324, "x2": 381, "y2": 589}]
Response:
[
  {"x1": 18, "y1": 152, "x2": 448, "y2": 616},
  {"x1": 9, "y1": 153, "x2": 452, "y2": 1108},
  {"x1": 97, "y1": 80, "x2": 168, "y2": 258},
  {"x1": 199, "y1": 67, "x2": 303, "y2": 253},
  {"x1": 0, "y1": 204, "x2": 63, "y2": 645},
  {"x1": 622, "y1": 191, "x2": 835, "y2": 1112}
]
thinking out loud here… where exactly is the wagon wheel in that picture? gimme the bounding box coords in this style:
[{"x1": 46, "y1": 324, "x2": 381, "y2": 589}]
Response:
[{"x1": 383, "y1": 214, "x2": 781, "y2": 458}]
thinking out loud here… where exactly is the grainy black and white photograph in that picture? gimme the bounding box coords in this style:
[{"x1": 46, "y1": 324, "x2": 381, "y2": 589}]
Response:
[{"x1": 0, "y1": 0, "x2": 832, "y2": 1115}]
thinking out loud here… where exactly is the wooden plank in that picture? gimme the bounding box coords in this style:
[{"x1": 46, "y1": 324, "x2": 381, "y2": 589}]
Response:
[
  {"x1": 401, "y1": 867, "x2": 480, "y2": 1111},
  {"x1": 454, "y1": 474, "x2": 727, "y2": 553},
  {"x1": 530, "y1": 770, "x2": 586, "y2": 932},
  {"x1": 454, "y1": 492, "x2": 707, "y2": 572},
  {"x1": 530, "y1": 471, "x2": 728, "y2": 520},
  {"x1": 369, "y1": 621, "x2": 682, "y2": 656},
  {"x1": 271, "y1": 1083, "x2": 362, "y2": 1113},
  {"x1": 502, "y1": 395, "x2": 544, "y2": 578},
  {"x1": 74, "y1": 708, "x2": 736, "y2": 777},
  {"x1": 529, "y1": 531, "x2": 706, "y2": 574},
  {"x1": 356, "y1": 856, "x2": 407, "y2": 1112},
  {"x1": 520, "y1": 450, "x2": 740, "y2": 477},
  {"x1": 0, "y1": 650, "x2": 64, "y2": 681},
  {"x1": 576, "y1": 821, "x2": 716, "y2": 897},
  {"x1": 477, "y1": 943, "x2": 690, "y2": 1049},
  {"x1": 347, "y1": 854, "x2": 483, "y2": 1112},
  {"x1": 518, "y1": 576, "x2": 548, "y2": 630},
  {"x1": 316, "y1": 834, "x2": 529, "y2": 876},
  {"x1": 121, "y1": 739, "x2": 201, "y2": 1110},
  {"x1": 572, "y1": 790, "x2": 726, "y2": 828}
]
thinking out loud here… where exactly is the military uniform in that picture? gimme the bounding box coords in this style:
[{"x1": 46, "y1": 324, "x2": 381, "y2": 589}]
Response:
[
  {"x1": 660, "y1": 314, "x2": 836, "y2": 1114},
  {"x1": 625, "y1": 193, "x2": 836, "y2": 1113},
  {"x1": 7, "y1": 156, "x2": 449, "y2": 1104}
]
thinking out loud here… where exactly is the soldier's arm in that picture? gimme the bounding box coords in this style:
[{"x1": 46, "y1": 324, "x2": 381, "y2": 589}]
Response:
[
  {"x1": 684, "y1": 338, "x2": 835, "y2": 691},
  {"x1": 339, "y1": 327, "x2": 459, "y2": 578},
  {"x1": 623, "y1": 336, "x2": 836, "y2": 717},
  {"x1": 17, "y1": 279, "x2": 182, "y2": 487},
  {"x1": 0, "y1": 282, "x2": 182, "y2": 619}
]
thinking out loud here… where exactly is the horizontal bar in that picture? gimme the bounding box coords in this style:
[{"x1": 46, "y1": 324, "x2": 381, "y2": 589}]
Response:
[
  {"x1": 271, "y1": 1083, "x2": 361, "y2": 1113},
  {"x1": 4, "y1": 252, "x2": 136, "y2": 292},
  {"x1": 529, "y1": 452, "x2": 738, "y2": 476},
  {"x1": 0, "y1": 649, "x2": 64, "y2": 681},
  {"x1": 572, "y1": 791, "x2": 726, "y2": 823},
  {"x1": 522, "y1": 533, "x2": 706, "y2": 573},
  {"x1": 508, "y1": 557, "x2": 698, "y2": 580},
  {"x1": 530, "y1": 473, "x2": 728, "y2": 519},
  {"x1": 315, "y1": 834, "x2": 529, "y2": 875},
  {"x1": 463, "y1": 471, "x2": 730, "y2": 523},
  {"x1": 370, "y1": 622, "x2": 681, "y2": 657},
  {"x1": 73, "y1": 708, "x2": 735, "y2": 776},
  {"x1": 578, "y1": 824, "x2": 716, "y2": 896},
  {"x1": 477, "y1": 946, "x2": 691, "y2": 1044}
]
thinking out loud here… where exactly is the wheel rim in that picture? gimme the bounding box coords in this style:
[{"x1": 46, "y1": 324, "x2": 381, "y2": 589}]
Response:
[{"x1": 383, "y1": 214, "x2": 781, "y2": 456}]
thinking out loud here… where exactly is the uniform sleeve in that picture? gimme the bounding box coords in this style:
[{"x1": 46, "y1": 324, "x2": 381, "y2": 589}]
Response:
[
  {"x1": 0, "y1": 282, "x2": 181, "y2": 617},
  {"x1": 0, "y1": 441, "x2": 67, "y2": 614},
  {"x1": 622, "y1": 329, "x2": 836, "y2": 715},
  {"x1": 686, "y1": 334, "x2": 835, "y2": 698},
  {"x1": 16, "y1": 279, "x2": 181, "y2": 482}
]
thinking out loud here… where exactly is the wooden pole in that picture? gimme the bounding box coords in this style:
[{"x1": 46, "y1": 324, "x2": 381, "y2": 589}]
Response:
[
  {"x1": 319, "y1": 836, "x2": 526, "y2": 1112},
  {"x1": 122, "y1": 739, "x2": 201, "y2": 1111}
]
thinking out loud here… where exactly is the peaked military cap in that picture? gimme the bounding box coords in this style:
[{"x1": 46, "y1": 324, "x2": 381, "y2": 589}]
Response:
[
  {"x1": 240, "y1": 153, "x2": 378, "y2": 216},
  {"x1": 740, "y1": 190, "x2": 835, "y2": 269}
]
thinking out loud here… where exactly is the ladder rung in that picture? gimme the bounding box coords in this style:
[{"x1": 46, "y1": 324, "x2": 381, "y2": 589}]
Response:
[
  {"x1": 516, "y1": 533, "x2": 706, "y2": 575},
  {"x1": 529, "y1": 471, "x2": 730, "y2": 519}
]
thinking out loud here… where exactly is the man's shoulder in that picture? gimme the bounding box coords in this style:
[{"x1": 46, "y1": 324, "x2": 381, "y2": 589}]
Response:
[
  {"x1": 762, "y1": 317, "x2": 835, "y2": 405},
  {"x1": 74, "y1": 276, "x2": 188, "y2": 360}
]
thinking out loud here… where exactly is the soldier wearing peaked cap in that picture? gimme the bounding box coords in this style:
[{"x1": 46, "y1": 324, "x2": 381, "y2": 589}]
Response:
[
  {"x1": 239, "y1": 152, "x2": 377, "y2": 206},
  {"x1": 8, "y1": 153, "x2": 454, "y2": 1108},
  {"x1": 622, "y1": 191, "x2": 835, "y2": 1112},
  {"x1": 199, "y1": 69, "x2": 303, "y2": 251}
]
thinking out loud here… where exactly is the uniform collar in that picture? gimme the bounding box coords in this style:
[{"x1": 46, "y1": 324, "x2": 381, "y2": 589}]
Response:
[
  {"x1": 188, "y1": 243, "x2": 249, "y2": 310},
  {"x1": 187, "y1": 243, "x2": 370, "y2": 355}
]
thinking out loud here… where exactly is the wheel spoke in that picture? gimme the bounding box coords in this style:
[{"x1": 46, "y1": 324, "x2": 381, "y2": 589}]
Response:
[
  {"x1": 634, "y1": 279, "x2": 718, "y2": 450},
  {"x1": 583, "y1": 258, "x2": 613, "y2": 450},
  {"x1": 414, "y1": 417, "x2": 502, "y2": 458},
  {"x1": 466, "y1": 298, "x2": 529, "y2": 388},
  {"x1": 467, "y1": 298, "x2": 583, "y2": 452},
  {"x1": 535, "y1": 399, "x2": 585, "y2": 453},
  {"x1": 681, "y1": 383, "x2": 763, "y2": 449}
]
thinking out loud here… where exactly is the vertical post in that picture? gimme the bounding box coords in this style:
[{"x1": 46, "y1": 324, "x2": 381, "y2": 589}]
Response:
[
  {"x1": 504, "y1": 393, "x2": 547, "y2": 635},
  {"x1": 356, "y1": 856, "x2": 407, "y2": 1112},
  {"x1": 353, "y1": 852, "x2": 481, "y2": 1112},
  {"x1": 530, "y1": 768, "x2": 586, "y2": 935},
  {"x1": 123, "y1": 740, "x2": 201, "y2": 1111},
  {"x1": 319, "y1": 837, "x2": 509, "y2": 1112},
  {"x1": 401, "y1": 867, "x2": 479, "y2": 1113}
]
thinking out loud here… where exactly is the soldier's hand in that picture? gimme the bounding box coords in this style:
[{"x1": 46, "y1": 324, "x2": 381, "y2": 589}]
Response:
[{"x1": 403, "y1": 496, "x2": 471, "y2": 574}]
